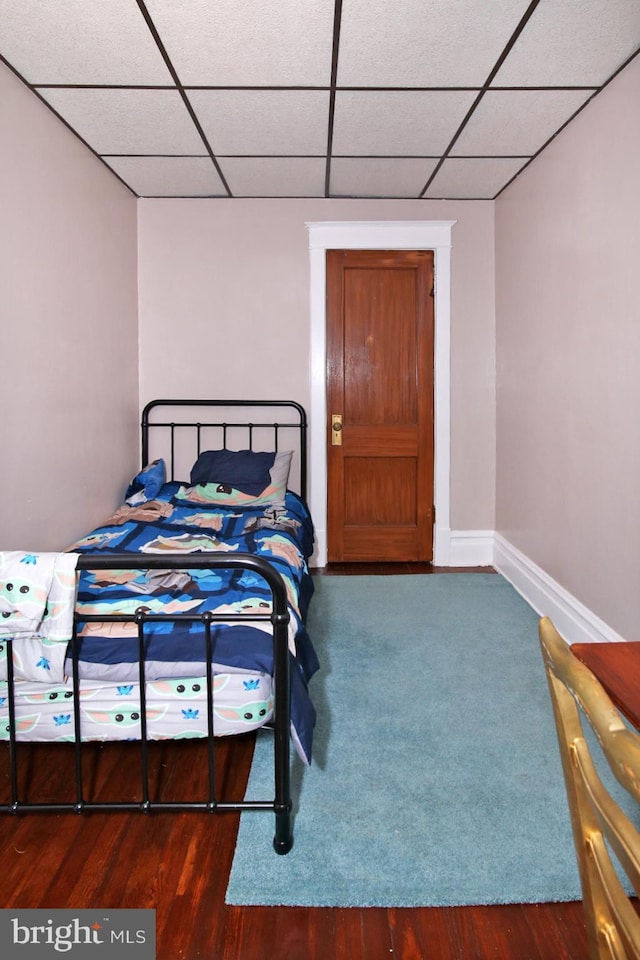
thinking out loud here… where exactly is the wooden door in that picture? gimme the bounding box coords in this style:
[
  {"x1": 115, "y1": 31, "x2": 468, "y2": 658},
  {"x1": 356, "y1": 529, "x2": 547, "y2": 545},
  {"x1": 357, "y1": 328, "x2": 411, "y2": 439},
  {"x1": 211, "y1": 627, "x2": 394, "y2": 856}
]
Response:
[{"x1": 326, "y1": 249, "x2": 435, "y2": 562}]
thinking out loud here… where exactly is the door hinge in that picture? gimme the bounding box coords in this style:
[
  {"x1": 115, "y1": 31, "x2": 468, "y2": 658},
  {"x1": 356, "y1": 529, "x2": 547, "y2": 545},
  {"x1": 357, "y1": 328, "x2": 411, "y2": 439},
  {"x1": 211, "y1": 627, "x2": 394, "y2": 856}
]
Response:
[{"x1": 432, "y1": 504, "x2": 436, "y2": 523}]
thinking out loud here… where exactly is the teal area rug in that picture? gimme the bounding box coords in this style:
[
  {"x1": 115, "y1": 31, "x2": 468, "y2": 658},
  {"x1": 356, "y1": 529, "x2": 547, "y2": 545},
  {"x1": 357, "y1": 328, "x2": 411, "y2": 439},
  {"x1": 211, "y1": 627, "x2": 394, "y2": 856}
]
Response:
[{"x1": 226, "y1": 574, "x2": 587, "y2": 907}]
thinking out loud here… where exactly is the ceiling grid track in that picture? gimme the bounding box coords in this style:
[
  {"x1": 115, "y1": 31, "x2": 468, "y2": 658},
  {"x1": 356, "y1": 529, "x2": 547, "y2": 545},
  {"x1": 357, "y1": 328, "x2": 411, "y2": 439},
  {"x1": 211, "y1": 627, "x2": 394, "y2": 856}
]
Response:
[{"x1": 0, "y1": 0, "x2": 637, "y2": 199}]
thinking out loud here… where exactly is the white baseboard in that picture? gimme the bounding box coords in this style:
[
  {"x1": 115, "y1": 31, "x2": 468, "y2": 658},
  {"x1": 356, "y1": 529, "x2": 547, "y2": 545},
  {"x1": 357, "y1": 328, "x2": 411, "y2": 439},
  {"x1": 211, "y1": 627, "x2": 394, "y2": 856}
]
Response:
[
  {"x1": 310, "y1": 528, "x2": 327, "y2": 568},
  {"x1": 493, "y1": 533, "x2": 624, "y2": 645},
  {"x1": 448, "y1": 530, "x2": 494, "y2": 567}
]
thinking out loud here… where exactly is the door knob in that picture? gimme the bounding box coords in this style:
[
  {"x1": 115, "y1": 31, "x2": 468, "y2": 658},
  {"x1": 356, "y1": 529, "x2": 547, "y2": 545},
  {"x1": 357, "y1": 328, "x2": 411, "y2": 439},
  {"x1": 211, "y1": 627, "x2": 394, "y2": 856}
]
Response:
[{"x1": 331, "y1": 414, "x2": 343, "y2": 446}]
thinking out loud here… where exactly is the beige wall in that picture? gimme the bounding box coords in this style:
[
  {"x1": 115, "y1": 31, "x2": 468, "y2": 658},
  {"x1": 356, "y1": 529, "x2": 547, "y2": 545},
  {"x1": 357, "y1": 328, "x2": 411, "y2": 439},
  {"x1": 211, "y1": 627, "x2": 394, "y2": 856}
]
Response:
[
  {"x1": 0, "y1": 62, "x2": 139, "y2": 550},
  {"x1": 137, "y1": 198, "x2": 496, "y2": 532},
  {"x1": 495, "y1": 56, "x2": 640, "y2": 638}
]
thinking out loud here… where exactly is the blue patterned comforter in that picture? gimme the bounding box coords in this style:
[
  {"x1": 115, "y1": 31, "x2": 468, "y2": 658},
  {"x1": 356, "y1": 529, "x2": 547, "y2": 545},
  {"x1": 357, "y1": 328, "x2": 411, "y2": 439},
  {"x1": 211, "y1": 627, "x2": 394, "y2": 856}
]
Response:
[{"x1": 69, "y1": 482, "x2": 318, "y2": 763}]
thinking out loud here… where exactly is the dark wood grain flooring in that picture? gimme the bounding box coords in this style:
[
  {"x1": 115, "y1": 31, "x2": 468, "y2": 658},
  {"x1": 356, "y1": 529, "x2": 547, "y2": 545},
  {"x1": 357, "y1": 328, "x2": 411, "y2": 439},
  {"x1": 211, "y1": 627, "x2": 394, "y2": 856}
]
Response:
[{"x1": 0, "y1": 565, "x2": 589, "y2": 959}]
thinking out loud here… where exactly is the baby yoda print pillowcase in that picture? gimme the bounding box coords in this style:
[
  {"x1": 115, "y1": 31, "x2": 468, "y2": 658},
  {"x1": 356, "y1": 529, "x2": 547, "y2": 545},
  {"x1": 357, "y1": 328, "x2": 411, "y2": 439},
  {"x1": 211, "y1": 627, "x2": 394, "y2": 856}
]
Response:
[{"x1": 179, "y1": 451, "x2": 293, "y2": 508}]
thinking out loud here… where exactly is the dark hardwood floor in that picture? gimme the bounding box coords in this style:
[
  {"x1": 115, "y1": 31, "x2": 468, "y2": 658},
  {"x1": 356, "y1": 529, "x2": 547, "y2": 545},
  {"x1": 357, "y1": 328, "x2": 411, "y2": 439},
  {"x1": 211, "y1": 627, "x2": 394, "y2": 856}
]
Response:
[
  {"x1": 313, "y1": 562, "x2": 497, "y2": 576},
  {"x1": 0, "y1": 564, "x2": 589, "y2": 960}
]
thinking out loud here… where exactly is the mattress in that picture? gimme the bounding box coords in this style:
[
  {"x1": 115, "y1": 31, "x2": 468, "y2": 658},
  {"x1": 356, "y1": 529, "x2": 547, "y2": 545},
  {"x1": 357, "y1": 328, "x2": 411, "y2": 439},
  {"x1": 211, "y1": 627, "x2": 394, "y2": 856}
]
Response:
[{"x1": 0, "y1": 668, "x2": 274, "y2": 742}]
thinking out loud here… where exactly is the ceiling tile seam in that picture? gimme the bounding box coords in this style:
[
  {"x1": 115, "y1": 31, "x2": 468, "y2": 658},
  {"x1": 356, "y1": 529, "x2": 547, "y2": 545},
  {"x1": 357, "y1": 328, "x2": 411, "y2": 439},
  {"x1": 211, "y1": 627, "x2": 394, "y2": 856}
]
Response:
[
  {"x1": 419, "y1": 0, "x2": 543, "y2": 198},
  {"x1": 183, "y1": 85, "x2": 332, "y2": 91},
  {"x1": 32, "y1": 84, "x2": 177, "y2": 90},
  {"x1": 335, "y1": 84, "x2": 598, "y2": 92},
  {"x1": 488, "y1": 85, "x2": 599, "y2": 92},
  {"x1": 28, "y1": 84, "x2": 603, "y2": 94},
  {"x1": 101, "y1": 153, "x2": 210, "y2": 158},
  {"x1": 96, "y1": 154, "x2": 536, "y2": 162},
  {"x1": 135, "y1": 0, "x2": 233, "y2": 197},
  {"x1": 324, "y1": 0, "x2": 344, "y2": 197},
  {"x1": 132, "y1": 192, "x2": 499, "y2": 200}
]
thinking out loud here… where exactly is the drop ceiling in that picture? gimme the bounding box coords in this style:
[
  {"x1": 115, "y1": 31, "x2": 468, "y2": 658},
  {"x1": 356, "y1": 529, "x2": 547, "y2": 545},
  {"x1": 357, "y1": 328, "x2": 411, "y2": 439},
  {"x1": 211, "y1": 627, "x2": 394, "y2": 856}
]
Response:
[{"x1": 1, "y1": 0, "x2": 638, "y2": 200}]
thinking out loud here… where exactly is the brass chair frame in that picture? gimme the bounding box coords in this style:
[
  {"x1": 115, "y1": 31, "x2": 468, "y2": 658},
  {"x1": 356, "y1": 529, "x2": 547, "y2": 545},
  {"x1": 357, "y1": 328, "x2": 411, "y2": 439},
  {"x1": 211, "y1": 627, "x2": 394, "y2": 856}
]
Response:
[{"x1": 539, "y1": 616, "x2": 640, "y2": 960}]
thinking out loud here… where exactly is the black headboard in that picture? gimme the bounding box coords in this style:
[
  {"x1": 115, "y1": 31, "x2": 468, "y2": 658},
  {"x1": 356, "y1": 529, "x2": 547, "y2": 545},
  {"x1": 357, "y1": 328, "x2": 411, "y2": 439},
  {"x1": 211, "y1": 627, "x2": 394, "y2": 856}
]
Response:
[{"x1": 140, "y1": 399, "x2": 308, "y2": 500}]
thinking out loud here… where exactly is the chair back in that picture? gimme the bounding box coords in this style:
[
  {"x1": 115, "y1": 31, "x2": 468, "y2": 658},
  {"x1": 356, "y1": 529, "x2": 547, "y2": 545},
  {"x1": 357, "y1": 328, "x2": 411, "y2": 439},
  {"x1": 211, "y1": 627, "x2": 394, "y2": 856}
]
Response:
[{"x1": 539, "y1": 616, "x2": 640, "y2": 960}]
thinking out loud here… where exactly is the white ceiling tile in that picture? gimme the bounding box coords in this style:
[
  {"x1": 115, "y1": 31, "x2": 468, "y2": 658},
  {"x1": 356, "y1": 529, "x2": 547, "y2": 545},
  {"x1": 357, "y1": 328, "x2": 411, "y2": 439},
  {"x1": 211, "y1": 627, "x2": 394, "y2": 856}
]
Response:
[
  {"x1": 330, "y1": 157, "x2": 438, "y2": 198},
  {"x1": 36, "y1": 88, "x2": 205, "y2": 155},
  {"x1": 144, "y1": 0, "x2": 335, "y2": 86},
  {"x1": 453, "y1": 89, "x2": 594, "y2": 155},
  {"x1": 424, "y1": 157, "x2": 528, "y2": 198},
  {"x1": 0, "y1": 0, "x2": 172, "y2": 84},
  {"x1": 493, "y1": 0, "x2": 640, "y2": 87},
  {"x1": 220, "y1": 158, "x2": 326, "y2": 197},
  {"x1": 188, "y1": 90, "x2": 329, "y2": 156},
  {"x1": 332, "y1": 91, "x2": 477, "y2": 156},
  {"x1": 103, "y1": 157, "x2": 227, "y2": 198},
  {"x1": 337, "y1": 0, "x2": 532, "y2": 86}
]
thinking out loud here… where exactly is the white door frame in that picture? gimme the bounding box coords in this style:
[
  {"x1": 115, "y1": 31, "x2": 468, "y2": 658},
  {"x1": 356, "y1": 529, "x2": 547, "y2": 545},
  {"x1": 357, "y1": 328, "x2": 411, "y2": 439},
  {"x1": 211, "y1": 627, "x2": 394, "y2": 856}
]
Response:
[{"x1": 306, "y1": 220, "x2": 456, "y2": 567}]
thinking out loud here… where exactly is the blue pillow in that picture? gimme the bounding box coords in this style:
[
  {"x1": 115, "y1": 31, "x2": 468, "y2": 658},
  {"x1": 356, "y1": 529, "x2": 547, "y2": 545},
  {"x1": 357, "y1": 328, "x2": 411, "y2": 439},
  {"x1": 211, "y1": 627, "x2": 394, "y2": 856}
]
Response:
[
  {"x1": 125, "y1": 458, "x2": 166, "y2": 503},
  {"x1": 190, "y1": 449, "x2": 275, "y2": 495}
]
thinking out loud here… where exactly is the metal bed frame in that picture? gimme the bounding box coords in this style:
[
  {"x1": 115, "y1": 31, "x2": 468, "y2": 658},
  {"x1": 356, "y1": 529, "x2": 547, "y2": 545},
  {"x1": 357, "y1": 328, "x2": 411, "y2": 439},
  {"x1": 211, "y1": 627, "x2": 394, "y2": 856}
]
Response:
[
  {"x1": 1, "y1": 399, "x2": 310, "y2": 854},
  {"x1": 141, "y1": 398, "x2": 307, "y2": 497}
]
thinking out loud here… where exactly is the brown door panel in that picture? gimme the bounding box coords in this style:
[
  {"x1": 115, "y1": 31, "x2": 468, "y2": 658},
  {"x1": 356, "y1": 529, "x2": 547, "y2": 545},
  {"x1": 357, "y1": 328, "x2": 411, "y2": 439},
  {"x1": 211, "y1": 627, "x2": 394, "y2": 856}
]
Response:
[
  {"x1": 344, "y1": 457, "x2": 417, "y2": 525},
  {"x1": 326, "y1": 249, "x2": 434, "y2": 563},
  {"x1": 341, "y1": 528, "x2": 425, "y2": 563},
  {"x1": 341, "y1": 425, "x2": 419, "y2": 457}
]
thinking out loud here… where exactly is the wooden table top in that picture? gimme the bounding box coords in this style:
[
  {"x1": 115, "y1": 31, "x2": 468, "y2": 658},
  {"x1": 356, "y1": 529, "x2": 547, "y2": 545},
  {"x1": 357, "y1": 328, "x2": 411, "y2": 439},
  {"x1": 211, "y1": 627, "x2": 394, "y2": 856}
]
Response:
[{"x1": 571, "y1": 641, "x2": 640, "y2": 731}]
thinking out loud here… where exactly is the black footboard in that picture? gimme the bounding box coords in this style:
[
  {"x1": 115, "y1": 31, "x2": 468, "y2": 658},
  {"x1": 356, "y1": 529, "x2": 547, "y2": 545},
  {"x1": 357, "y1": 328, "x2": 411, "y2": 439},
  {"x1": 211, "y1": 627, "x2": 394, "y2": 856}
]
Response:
[{"x1": 1, "y1": 553, "x2": 294, "y2": 855}]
